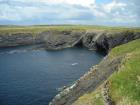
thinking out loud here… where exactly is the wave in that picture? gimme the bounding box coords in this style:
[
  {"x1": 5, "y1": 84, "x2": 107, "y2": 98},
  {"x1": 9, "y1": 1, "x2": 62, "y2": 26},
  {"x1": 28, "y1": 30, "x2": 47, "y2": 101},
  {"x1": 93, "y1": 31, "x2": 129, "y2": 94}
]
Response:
[{"x1": 71, "y1": 63, "x2": 78, "y2": 66}]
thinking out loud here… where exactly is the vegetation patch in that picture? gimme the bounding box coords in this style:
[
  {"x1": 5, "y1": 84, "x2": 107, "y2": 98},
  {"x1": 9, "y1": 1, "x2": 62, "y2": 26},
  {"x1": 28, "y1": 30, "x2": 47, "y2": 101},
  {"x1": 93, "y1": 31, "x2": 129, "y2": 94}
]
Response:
[
  {"x1": 108, "y1": 39, "x2": 140, "y2": 105},
  {"x1": 0, "y1": 25, "x2": 140, "y2": 36},
  {"x1": 72, "y1": 86, "x2": 104, "y2": 105}
]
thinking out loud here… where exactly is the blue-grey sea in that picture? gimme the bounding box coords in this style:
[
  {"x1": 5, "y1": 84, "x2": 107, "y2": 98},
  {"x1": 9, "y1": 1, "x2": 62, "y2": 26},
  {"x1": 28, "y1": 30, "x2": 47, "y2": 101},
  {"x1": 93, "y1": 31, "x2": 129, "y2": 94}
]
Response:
[{"x1": 0, "y1": 45, "x2": 104, "y2": 105}]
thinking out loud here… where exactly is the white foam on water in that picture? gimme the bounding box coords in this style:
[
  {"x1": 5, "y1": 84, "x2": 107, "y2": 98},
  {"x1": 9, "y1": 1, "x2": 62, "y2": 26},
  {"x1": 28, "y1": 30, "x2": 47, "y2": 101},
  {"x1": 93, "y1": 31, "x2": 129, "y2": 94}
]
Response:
[
  {"x1": 8, "y1": 50, "x2": 27, "y2": 54},
  {"x1": 71, "y1": 63, "x2": 78, "y2": 66}
]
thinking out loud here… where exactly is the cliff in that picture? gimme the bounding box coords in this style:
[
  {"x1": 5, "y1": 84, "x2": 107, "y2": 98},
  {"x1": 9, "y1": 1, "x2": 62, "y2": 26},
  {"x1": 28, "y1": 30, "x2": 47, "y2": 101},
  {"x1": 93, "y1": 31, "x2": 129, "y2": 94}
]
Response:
[{"x1": 82, "y1": 30, "x2": 140, "y2": 52}]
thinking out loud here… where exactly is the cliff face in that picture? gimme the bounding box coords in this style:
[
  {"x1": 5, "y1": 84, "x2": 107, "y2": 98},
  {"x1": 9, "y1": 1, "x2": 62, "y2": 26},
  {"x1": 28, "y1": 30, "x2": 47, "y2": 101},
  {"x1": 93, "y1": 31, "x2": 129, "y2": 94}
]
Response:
[
  {"x1": 0, "y1": 30, "x2": 85, "y2": 48},
  {"x1": 0, "y1": 30, "x2": 140, "y2": 52},
  {"x1": 44, "y1": 31, "x2": 85, "y2": 50},
  {"x1": 0, "y1": 32, "x2": 46, "y2": 47},
  {"x1": 82, "y1": 31, "x2": 140, "y2": 52},
  {"x1": 41, "y1": 30, "x2": 140, "y2": 52}
]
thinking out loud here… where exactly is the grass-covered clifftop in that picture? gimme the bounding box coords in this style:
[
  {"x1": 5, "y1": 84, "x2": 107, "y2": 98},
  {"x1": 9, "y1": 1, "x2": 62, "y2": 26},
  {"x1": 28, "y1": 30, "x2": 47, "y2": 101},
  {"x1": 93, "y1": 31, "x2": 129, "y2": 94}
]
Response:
[
  {"x1": 73, "y1": 39, "x2": 140, "y2": 105},
  {"x1": 0, "y1": 25, "x2": 140, "y2": 36}
]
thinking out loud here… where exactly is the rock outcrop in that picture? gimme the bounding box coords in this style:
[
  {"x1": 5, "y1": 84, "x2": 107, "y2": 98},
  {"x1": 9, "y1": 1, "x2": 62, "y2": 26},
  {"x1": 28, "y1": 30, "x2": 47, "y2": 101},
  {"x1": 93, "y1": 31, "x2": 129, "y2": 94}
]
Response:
[
  {"x1": 82, "y1": 30, "x2": 140, "y2": 53},
  {"x1": 0, "y1": 32, "x2": 46, "y2": 47},
  {"x1": 0, "y1": 30, "x2": 85, "y2": 49},
  {"x1": 44, "y1": 31, "x2": 85, "y2": 50},
  {"x1": 102, "y1": 81, "x2": 115, "y2": 105}
]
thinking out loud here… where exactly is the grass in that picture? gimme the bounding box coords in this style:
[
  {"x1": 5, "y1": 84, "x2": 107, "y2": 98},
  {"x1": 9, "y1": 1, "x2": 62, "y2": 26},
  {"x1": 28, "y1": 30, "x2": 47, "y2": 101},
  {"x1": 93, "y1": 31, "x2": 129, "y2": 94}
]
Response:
[
  {"x1": 0, "y1": 25, "x2": 86, "y2": 36},
  {"x1": 108, "y1": 39, "x2": 140, "y2": 105},
  {"x1": 109, "y1": 39, "x2": 140, "y2": 57},
  {"x1": 0, "y1": 25, "x2": 140, "y2": 36},
  {"x1": 72, "y1": 86, "x2": 104, "y2": 105}
]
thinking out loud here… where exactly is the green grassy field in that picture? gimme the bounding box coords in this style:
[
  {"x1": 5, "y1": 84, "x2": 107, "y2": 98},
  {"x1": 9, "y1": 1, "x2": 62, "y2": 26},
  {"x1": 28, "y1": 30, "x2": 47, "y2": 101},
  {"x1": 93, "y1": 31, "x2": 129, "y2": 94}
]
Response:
[
  {"x1": 73, "y1": 39, "x2": 140, "y2": 105},
  {"x1": 109, "y1": 39, "x2": 140, "y2": 105},
  {"x1": 0, "y1": 25, "x2": 140, "y2": 36}
]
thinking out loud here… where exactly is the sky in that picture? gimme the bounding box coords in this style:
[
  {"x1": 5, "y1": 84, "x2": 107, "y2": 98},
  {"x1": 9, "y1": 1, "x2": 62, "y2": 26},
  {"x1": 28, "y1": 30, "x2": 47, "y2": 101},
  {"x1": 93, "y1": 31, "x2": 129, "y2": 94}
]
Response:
[{"x1": 0, "y1": 0, "x2": 140, "y2": 26}]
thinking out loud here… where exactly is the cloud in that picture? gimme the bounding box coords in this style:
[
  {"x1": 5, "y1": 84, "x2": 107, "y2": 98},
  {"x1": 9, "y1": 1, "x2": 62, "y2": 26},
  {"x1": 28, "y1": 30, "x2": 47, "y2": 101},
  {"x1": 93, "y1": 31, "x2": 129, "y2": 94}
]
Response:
[
  {"x1": 24, "y1": 0, "x2": 95, "y2": 7},
  {"x1": 103, "y1": 0, "x2": 126, "y2": 13},
  {"x1": 0, "y1": 0, "x2": 139, "y2": 26}
]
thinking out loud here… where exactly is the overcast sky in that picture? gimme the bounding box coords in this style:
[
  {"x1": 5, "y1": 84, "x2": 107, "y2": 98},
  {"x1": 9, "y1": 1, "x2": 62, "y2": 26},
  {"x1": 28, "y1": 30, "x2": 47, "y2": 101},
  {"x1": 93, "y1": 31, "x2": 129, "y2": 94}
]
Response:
[{"x1": 0, "y1": 0, "x2": 140, "y2": 26}]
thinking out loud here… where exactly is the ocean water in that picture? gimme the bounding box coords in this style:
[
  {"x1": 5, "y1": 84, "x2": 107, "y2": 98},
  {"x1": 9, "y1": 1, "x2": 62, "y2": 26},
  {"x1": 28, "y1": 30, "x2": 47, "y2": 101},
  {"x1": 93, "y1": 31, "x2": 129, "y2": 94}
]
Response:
[{"x1": 0, "y1": 45, "x2": 104, "y2": 105}]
